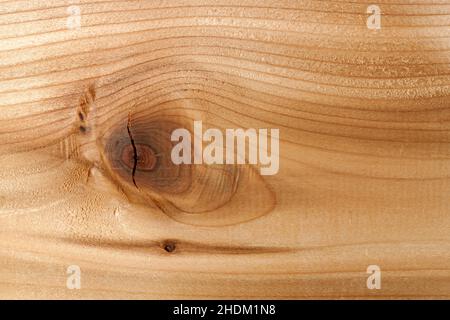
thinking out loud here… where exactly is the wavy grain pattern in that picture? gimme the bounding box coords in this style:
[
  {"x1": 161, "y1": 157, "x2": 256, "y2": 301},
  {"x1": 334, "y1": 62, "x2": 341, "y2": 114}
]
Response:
[{"x1": 0, "y1": 0, "x2": 449, "y2": 299}]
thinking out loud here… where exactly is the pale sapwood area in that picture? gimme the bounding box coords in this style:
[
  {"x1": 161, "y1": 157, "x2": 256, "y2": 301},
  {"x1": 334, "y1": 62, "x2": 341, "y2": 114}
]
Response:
[{"x1": 0, "y1": 0, "x2": 449, "y2": 299}]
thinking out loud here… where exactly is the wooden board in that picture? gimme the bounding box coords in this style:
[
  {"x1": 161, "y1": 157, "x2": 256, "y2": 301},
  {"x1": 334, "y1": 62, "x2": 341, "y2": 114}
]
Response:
[{"x1": 0, "y1": 0, "x2": 449, "y2": 299}]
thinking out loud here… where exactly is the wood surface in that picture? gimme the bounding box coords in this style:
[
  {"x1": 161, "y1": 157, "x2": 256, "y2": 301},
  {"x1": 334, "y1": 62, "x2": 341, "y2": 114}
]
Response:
[{"x1": 0, "y1": 0, "x2": 449, "y2": 299}]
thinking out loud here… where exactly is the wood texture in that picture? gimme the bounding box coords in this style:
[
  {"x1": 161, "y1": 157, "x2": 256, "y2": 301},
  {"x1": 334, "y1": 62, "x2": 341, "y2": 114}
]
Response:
[{"x1": 0, "y1": 0, "x2": 450, "y2": 299}]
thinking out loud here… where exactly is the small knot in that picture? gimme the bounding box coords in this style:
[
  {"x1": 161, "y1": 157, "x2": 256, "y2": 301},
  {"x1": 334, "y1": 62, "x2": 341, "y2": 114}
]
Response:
[{"x1": 163, "y1": 242, "x2": 176, "y2": 253}]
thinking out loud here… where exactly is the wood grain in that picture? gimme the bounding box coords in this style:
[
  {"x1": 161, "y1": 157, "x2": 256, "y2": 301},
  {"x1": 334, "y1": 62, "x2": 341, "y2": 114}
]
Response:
[{"x1": 0, "y1": 0, "x2": 449, "y2": 299}]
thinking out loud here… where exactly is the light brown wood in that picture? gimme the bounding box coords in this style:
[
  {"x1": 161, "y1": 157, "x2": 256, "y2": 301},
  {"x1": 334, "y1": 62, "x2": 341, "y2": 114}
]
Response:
[{"x1": 0, "y1": 0, "x2": 449, "y2": 299}]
